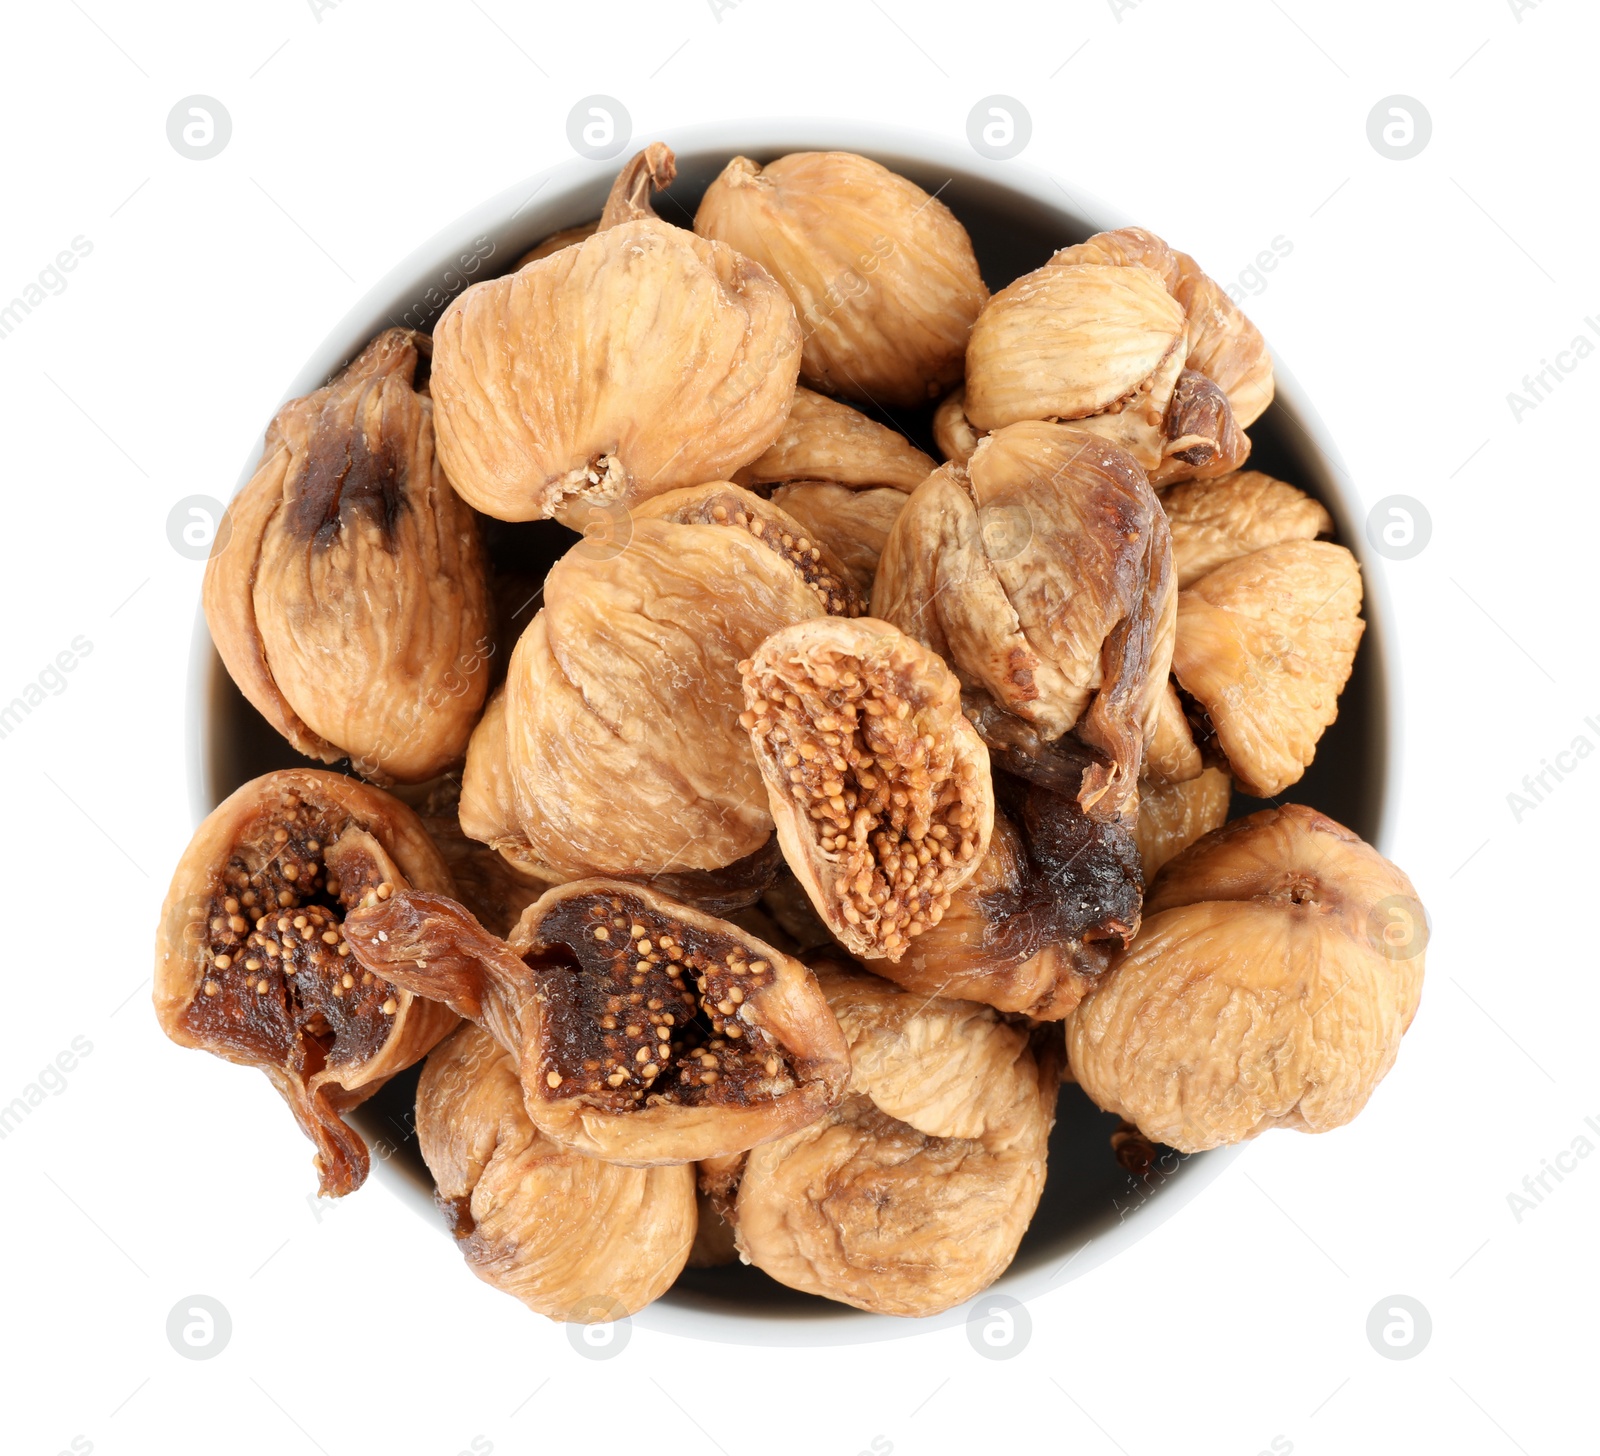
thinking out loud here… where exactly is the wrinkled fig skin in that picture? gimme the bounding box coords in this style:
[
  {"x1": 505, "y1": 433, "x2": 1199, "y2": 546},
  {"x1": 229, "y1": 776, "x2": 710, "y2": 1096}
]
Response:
[
  {"x1": 1144, "y1": 679, "x2": 1204, "y2": 785},
  {"x1": 695, "y1": 152, "x2": 988, "y2": 408},
  {"x1": 1067, "y1": 806, "x2": 1425, "y2": 1152},
  {"x1": 1050, "y1": 227, "x2": 1276, "y2": 428},
  {"x1": 733, "y1": 962, "x2": 1056, "y2": 1317},
  {"x1": 345, "y1": 880, "x2": 851, "y2": 1166},
  {"x1": 873, "y1": 422, "x2": 1175, "y2": 820},
  {"x1": 740, "y1": 618, "x2": 995, "y2": 963},
  {"x1": 1172, "y1": 540, "x2": 1364, "y2": 798},
  {"x1": 734, "y1": 387, "x2": 937, "y2": 494},
  {"x1": 634, "y1": 482, "x2": 864, "y2": 617},
  {"x1": 431, "y1": 144, "x2": 802, "y2": 524},
  {"x1": 1162, "y1": 471, "x2": 1334, "y2": 588},
  {"x1": 153, "y1": 770, "x2": 459, "y2": 1196},
  {"x1": 933, "y1": 385, "x2": 981, "y2": 467},
  {"x1": 471, "y1": 517, "x2": 825, "y2": 881},
  {"x1": 419, "y1": 1024, "x2": 695, "y2": 1319},
  {"x1": 204, "y1": 329, "x2": 493, "y2": 784},
  {"x1": 1133, "y1": 766, "x2": 1232, "y2": 883},
  {"x1": 770, "y1": 483, "x2": 906, "y2": 596}
]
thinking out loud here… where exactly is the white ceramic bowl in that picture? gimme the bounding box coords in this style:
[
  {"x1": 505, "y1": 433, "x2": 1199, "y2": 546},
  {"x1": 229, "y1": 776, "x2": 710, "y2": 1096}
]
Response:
[{"x1": 188, "y1": 119, "x2": 1399, "y2": 1345}]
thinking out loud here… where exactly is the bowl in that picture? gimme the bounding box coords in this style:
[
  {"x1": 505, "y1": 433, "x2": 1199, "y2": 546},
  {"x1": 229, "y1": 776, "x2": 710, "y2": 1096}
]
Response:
[{"x1": 186, "y1": 119, "x2": 1399, "y2": 1344}]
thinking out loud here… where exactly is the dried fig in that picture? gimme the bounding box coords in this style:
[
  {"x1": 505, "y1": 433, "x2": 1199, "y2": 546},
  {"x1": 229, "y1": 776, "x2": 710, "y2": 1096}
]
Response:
[
  {"x1": 1149, "y1": 369, "x2": 1250, "y2": 487},
  {"x1": 1172, "y1": 541, "x2": 1364, "y2": 798},
  {"x1": 1162, "y1": 470, "x2": 1334, "y2": 588},
  {"x1": 873, "y1": 421, "x2": 1174, "y2": 819},
  {"x1": 419, "y1": 1023, "x2": 695, "y2": 1318},
  {"x1": 633, "y1": 482, "x2": 863, "y2": 617},
  {"x1": 408, "y1": 777, "x2": 551, "y2": 938},
  {"x1": 688, "y1": 1154, "x2": 744, "y2": 1268},
  {"x1": 695, "y1": 152, "x2": 988, "y2": 407},
  {"x1": 153, "y1": 770, "x2": 458, "y2": 1195},
  {"x1": 515, "y1": 219, "x2": 600, "y2": 268},
  {"x1": 932, "y1": 385, "x2": 981, "y2": 467},
  {"x1": 345, "y1": 880, "x2": 851, "y2": 1165},
  {"x1": 739, "y1": 618, "x2": 995, "y2": 962},
  {"x1": 1133, "y1": 765, "x2": 1231, "y2": 882},
  {"x1": 864, "y1": 764, "x2": 1143, "y2": 1019},
  {"x1": 769, "y1": 483, "x2": 906, "y2": 595},
  {"x1": 474, "y1": 513, "x2": 826, "y2": 880},
  {"x1": 1144, "y1": 679, "x2": 1203, "y2": 785},
  {"x1": 733, "y1": 961, "x2": 1056, "y2": 1316},
  {"x1": 204, "y1": 328, "x2": 492, "y2": 784},
  {"x1": 733, "y1": 386, "x2": 936, "y2": 493},
  {"x1": 1066, "y1": 805, "x2": 1425, "y2": 1151},
  {"x1": 431, "y1": 144, "x2": 801, "y2": 523},
  {"x1": 1050, "y1": 227, "x2": 1275, "y2": 428}
]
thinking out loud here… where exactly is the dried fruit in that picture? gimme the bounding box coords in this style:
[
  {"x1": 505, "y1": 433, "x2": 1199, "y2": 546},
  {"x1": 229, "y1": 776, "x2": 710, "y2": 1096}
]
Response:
[
  {"x1": 695, "y1": 152, "x2": 988, "y2": 407},
  {"x1": 768, "y1": 483, "x2": 906, "y2": 596},
  {"x1": 204, "y1": 328, "x2": 492, "y2": 784},
  {"x1": 1050, "y1": 227, "x2": 1275, "y2": 428},
  {"x1": 1172, "y1": 541, "x2": 1364, "y2": 797},
  {"x1": 740, "y1": 618, "x2": 995, "y2": 962},
  {"x1": 864, "y1": 762, "x2": 1142, "y2": 1019},
  {"x1": 515, "y1": 219, "x2": 599, "y2": 268},
  {"x1": 152, "y1": 770, "x2": 458, "y2": 1195},
  {"x1": 873, "y1": 421, "x2": 1174, "y2": 819},
  {"x1": 1067, "y1": 805, "x2": 1425, "y2": 1151},
  {"x1": 419, "y1": 1023, "x2": 695, "y2": 1318},
  {"x1": 345, "y1": 879, "x2": 851, "y2": 1165},
  {"x1": 733, "y1": 961, "x2": 1057, "y2": 1316},
  {"x1": 1133, "y1": 765, "x2": 1232, "y2": 882},
  {"x1": 431, "y1": 144, "x2": 802, "y2": 523},
  {"x1": 688, "y1": 1154, "x2": 745, "y2": 1268},
  {"x1": 1149, "y1": 369, "x2": 1250, "y2": 487},
  {"x1": 933, "y1": 385, "x2": 981, "y2": 467},
  {"x1": 409, "y1": 778, "x2": 551, "y2": 939},
  {"x1": 1143, "y1": 679, "x2": 1203, "y2": 785},
  {"x1": 473, "y1": 513, "x2": 825, "y2": 880},
  {"x1": 1161, "y1": 470, "x2": 1334, "y2": 587},
  {"x1": 733, "y1": 386, "x2": 936, "y2": 493},
  {"x1": 633, "y1": 482, "x2": 863, "y2": 617}
]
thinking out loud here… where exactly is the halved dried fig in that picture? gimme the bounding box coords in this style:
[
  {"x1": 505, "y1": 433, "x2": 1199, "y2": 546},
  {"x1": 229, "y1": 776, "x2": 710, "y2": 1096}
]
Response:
[
  {"x1": 419, "y1": 1023, "x2": 695, "y2": 1318},
  {"x1": 479, "y1": 514, "x2": 825, "y2": 880},
  {"x1": 1066, "y1": 805, "x2": 1425, "y2": 1151},
  {"x1": 204, "y1": 328, "x2": 492, "y2": 784},
  {"x1": 153, "y1": 770, "x2": 458, "y2": 1195},
  {"x1": 431, "y1": 144, "x2": 801, "y2": 523},
  {"x1": 1172, "y1": 540, "x2": 1364, "y2": 798},
  {"x1": 769, "y1": 483, "x2": 906, "y2": 596},
  {"x1": 695, "y1": 152, "x2": 988, "y2": 407},
  {"x1": 733, "y1": 961, "x2": 1056, "y2": 1316},
  {"x1": 633, "y1": 482, "x2": 863, "y2": 617},
  {"x1": 345, "y1": 880, "x2": 851, "y2": 1165},
  {"x1": 872, "y1": 421, "x2": 1174, "y2": 819},
  {"x1": 1133, "y1": 765, "x2": 1231, "y2": 882},
  {"x1": 1050, "y1": 227, "x2": 1275, "y2": 428},
  {"x1": 739, "y1": 618, "x2": 995, "y2": 962},
  {"x1": 864, "y1": 764, "x2": 1143, "y2": 1019},
  {"x1": 1162, "y1": 470, "x2": 1334, "y2": 588},
  {"x1": 733, "y1": 386, "x2": 936, "y2": 493}
]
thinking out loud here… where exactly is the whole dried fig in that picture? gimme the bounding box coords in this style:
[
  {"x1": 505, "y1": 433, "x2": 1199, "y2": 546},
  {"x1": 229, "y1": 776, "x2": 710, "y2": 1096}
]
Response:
[
  {"x1": 1133, "y1": 765, "x2": 1231, "y2": 882},
  {"x1": 734, "y1": 386, "x2": 936, "y2": 493},
  {"x1": 153, "y1": 770, "x2": 458, "y2": 1195},
  {"x1": 864, "y1": 762, "x2": 1143, "y2": 1019},
  {"x1": 873, "y1": 421, "x2": 1174, "y2": 819},
  {"x1": 733, "y1": 961, "x2": 1056, "y2": 1316},
  {"x1": 695, "y1": 152, "x2": 988, "y2": 407},
  {"x1": 932, "y1": 385, "x2": 980, "y2": 467},
  {"x1": 1172, "y1": 540, "x2": 1364, "y2": 798},
  {"x1": 740, "y1": 618, "x2": 995, "y2": 962},
  {"x1": 419, "y1": 1023, "x2": 695, "y2": 1318},
  {"x1": 345, "y1": 880, "x2": 851, "y2": 1166},
  {"x1": 1161, "y1": 470, "x2": 1334, "y2": 588},
  {"x1": 1144, "y1": 679, "x2": 1203, "y2": 785},
  {"x1": 1066, "y1": 805, "x2": 1425, "y2": 1151},
  {"x1": 769, "y1": 483, "x2": 906, "y2": 596},
  {"x1": 431, "y1": 144, "x2": 801, "y2": 523},
  {"x1": 204, "y1": 328, "x2": 492, "y2": 784},
  {"x1": 471, "y1": 512, "x2": 825, "y2": 880}
]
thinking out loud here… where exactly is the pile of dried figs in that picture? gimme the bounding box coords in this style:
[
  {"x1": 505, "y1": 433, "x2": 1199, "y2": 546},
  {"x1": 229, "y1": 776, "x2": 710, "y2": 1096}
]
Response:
[{"x1": 154, "y1": 143, "x2": 1427, "y2": 1322}]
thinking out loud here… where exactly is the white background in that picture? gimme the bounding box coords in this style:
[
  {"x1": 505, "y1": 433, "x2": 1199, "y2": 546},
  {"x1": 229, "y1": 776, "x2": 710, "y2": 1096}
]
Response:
[{"x1": 0, "y1": 1, "x2": 1592, "y2": 1452}]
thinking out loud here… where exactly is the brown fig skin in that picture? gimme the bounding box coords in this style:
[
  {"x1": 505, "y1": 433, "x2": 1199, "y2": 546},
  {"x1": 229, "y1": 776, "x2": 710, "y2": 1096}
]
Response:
[
  {"x1": 204, "y1": 328, "x2": 492, "y2": 785},
  {"x1": 153, "y1": 770, "x2": 459, "y2": 1196}
]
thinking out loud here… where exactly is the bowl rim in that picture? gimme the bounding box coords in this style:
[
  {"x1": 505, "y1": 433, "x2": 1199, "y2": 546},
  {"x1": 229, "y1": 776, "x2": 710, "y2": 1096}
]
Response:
[{"x1": 185, "y1": 114, "x2": 1401, "y2": 1345}]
